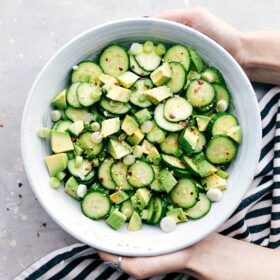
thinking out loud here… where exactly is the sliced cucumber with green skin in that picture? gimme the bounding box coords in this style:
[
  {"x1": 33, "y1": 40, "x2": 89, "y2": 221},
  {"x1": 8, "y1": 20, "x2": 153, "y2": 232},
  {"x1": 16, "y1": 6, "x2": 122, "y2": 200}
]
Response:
[
  {"x1": 110, "y1": 161, "x2": 132, "y2": 190},
  {"x1": 129, "y1": 54, "x2": 150, "y2": 76},
  {"x1": 164, "y1": 45, "x2": 191, "y2": 71},
  {"x1": 100, "y1": 98, "x2": 131, "y2": 115},
  {"x1": 146, "y1": 122, "x2": 166, "y2": 144},
  {"x1": 186, "y1": 80, "x2": 215, "y2": 108},
  {"x1": 99, "y1": 45, "x2": 129, "y2": 77},
  {"x1": 77, "y1": 132, "x2": 103, "y2": 159},
  {"x1": 154, "y1": 104, "x2": 185, "y2": 132},
  {"x1": 77, "y1": 83, "x2": 102, "y2": 107},
  {"x1": 127, "y1": 161, "x2": 154, "y2": 188},
  {"x1": 71, "y1": 61, "x2": 103, "y2": 84},
  {"x1": 206, "y1": 135, "x2": 237, "y2": 165},
  {"x1": 67, "y1": 82, "x2": 82, "y2": 108},
  {"x1": 152, "y1": 197, "x2": 167, "y2": 224},
  {"x1": 193, "y1": 132, "x2": 206, "y2": 154},
  {"x1": 166, "y1": 62, "x2": 186, "y2": 93},
  {"x1": 186, "y1": 193, "x2": 211, "y2": 219},
  {"x1": 135, "y1": 50, "x2": 161, "y2": 71},
  {"x1": 53, "y1": 120, "x2": 73, "y2": 132},
  {"x1": 173, "y1": 169, "x2": 191, "y2": 179},
  {"x1": 213, "y1": 83, "x2": 231, "y2": 111},
  {"x1": 179, "y1": 126, "x2": 199, "y2": 155},
  {"x1": 143, "y1": 198, "x2": 155, "y2": 223},
  {"x1": 130, "y1": 79, "x2": 153, "y2": 108},
  {"x1": 163, "y1": 96, "x2": 192, "y2": 122},
  {"x1": 170, "y1": 178, "x2": 198, "y2": 208},
  {"x1": 76, "y1": 170, "x2": 95, "y2": 184},
  {"x1": 68, "y1": 158, "x2": 92, "y2": 180},
  {"x1": 81, "y1": 191, "x2": 111, "y2": 220},
  {"x1": 65, "y1": 107, "x2": 92, "y2": 123},
  {"x1": 201, "y1": 66, "x2": 224, "y2": 84},
  {"x1": 161, "y1": 154, "x2": 186, "y2": 170},
  {"x1": 120, "y1": 200, "x2": 134, "y2": 219},
  {"x1": 98, "y1": 158, "x2": 117, "y2": 190},
  {"x1": 160, "y1": 133, "x2": 183, "y2": 157},
  {"x1": 182, "y1": 155, "x2": 200, "y2": 177},
  {"x1": 208, "y1": 113, "x2": 238, "y2": 136},
  {"x1": 189, "y1": 49, "x2": 204, "y2": 73}
]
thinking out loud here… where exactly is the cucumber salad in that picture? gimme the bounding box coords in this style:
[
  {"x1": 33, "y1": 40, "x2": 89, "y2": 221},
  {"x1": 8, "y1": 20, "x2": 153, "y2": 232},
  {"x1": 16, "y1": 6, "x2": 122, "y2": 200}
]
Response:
[{"x1": 38, "y1": 41, "x2": 242, "y2": 233}]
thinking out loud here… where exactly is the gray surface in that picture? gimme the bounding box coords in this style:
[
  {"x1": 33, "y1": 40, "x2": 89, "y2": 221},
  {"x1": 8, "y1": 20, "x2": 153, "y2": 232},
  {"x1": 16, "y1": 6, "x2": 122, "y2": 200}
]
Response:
[{"x1": 0, "y1": 0, "x2": 279, "y2": 279}]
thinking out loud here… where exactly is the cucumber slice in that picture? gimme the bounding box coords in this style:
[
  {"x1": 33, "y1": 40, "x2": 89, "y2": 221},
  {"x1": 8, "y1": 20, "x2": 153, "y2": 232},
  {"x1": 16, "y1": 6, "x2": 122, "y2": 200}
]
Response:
[
  {"x1": 81, "y1": 191, "x2": 111, "y2": 220},
  {"x1": 163, "y1": 96, "x2": 192, "y2": 122},
  {"x1": 179, "y1": 126, "x2": 199, "y2": 155},
  {"x1": 68, "y1": 158, "x2": 92, "y2": 180},
  {"x1": 71, "y1": 61, "x2": 103, "y2": 84},
  {"x1": 120, "y1": 200, "x2": 134, "y2": 219},
  {"x1": 99, "y1": 45, "x2": 129, "y2": 77},
  {"x1": 76, "y1": 170, "x2": 95, "y2": 184},
  {"x1": 201, "y1": 66, "x2": 224, "y2": 84},
  {"x1": 53, "y1": 120, "x2": 73, "y2": 132},
  {"x1": 186, "y1": 193, "x2": 211, "y2": 219},
  {"x1": 164, "y1": 45, "x2": 191, "y2": 71},
  {"x1": 166, "y1": 62, "x2": 186, "y2": 93},
  {"x1": 209, "y1": 113, "x2": 238, "y2": 136},
  {"x1": 182, "y1": 155, "x2": 200, "y2": 177},
  {"x1": 129, "y1": 55, "x2": 150, "y2": 76},
  {"x1": 152, "y1": 197, "x2": 167, "y2": 224},
  {"x1": 213, "y1": 83, "x2": 231, "y2": 111},
  {"x1": 65, "y1": 107, "x2": 93, "y2": 123},
  {"x1": 226, "y1": 125, "x2": 242, "y2": 144},
  {"x1": 173, "y1": 169, "x2": 191, "y2": 179},
  {"x1": 146, "y1": 122, "x2": 166, "y2": 144},
  {"x1": 67, "y1": 82, "x2": 82, "y2": 108},
  {"x1": 110, "y1": 161, "x2": 132, "y2": 190},
  {"x1": 154, "y1": 104, "x2": 185, "y2": 132},
  {"x1": 186, "y1": 80, "x2": 215, "y2": 108},
  {"x1": 170, "y1": 178, "x2": 198, "y2": 208},
  {"x1": 206, "y1": 135, "x2": 237, "y2": 164},
  {"x1": 98, "y1": 158, "x2": 117, "y2": 190},
  {"x1": 135, "y1": 50, "x2": 161, "y2": 71},
  {"x1": 77, "y1": 132, "x2": 103, "y2": 159},
  {"x1": 193, "y1": 132, "x2": 206, "y2": 154},
  {"x1": 77, "y1": 83, "x2": 102, "y2": 107},
  {"x1": 159, "y1": 133, "x2": 183, "y2": 157},
  {"x1": 161, "y1": 154, "x2": 186, "y2": 170},
  {"x1": 100, "y1": 98, "x2": 131, "y2": 115},
  {"x1": 142, "y1": 198, "x2": 155, "y2": 224},
  {"x1": 189, "y1": 49, "x2": 204, "y2": 73},
  {"x1": 129, "y1": 79, "x2": 153, "y2": 108},
  {"x1": 127, "y1": 161, "x2": 154, "y2": 188}
]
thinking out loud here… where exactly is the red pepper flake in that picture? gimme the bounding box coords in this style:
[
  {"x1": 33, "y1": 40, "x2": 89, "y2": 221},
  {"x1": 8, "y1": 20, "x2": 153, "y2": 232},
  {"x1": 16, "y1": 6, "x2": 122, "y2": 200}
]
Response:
[
  {"x1": 0, "y1": 124, "x2": 3, "y2": 128},
  {"x1": 140, "y1": 72, "x2": 145, "y2": 77},
  {"x1": 71, "y1": 137, "x2": 77, "y2": 143},
  {"x1": 198, "y1": 80, "x2": 204, "y2": 85},
  {"x1": 190, "y1": 192, "x2": 194, "y2": 195},
  {"x1": 85, "y1": 168, "x2": 90, "y2": 171},
  {"x1": 180, "y1": 161, "x2": 185, "y2": 166},
  {"x1": 114, "y1": 82, "x2": 118, "y2": 86},
  {"x1": 131, "y1": 65, "x2": 135, "y2": 69},
  {"x1": 105, "y1": 58, "x2": 108, "y2": 62},
  {"x1": 119, "y1": 67, "x2": 123, "y2": 71},
  {"x1": 194, "y1": 88, "x2": 199, "y2": 94},
  {"x1": 169, "y1": 113, "x2": 176, "y2": 119},
  {"x1": 179, "y1": 121, "x2": 188, "y2": 127},
  {"x1": 128, "y1": 171, "x2": 132, "y2": 176},
  {"x1": 99, "y1": 177, "x2": 104, "y2": 182},
  {"x1": 36, "y1": 232, "x2": 40, "y2": 238}
]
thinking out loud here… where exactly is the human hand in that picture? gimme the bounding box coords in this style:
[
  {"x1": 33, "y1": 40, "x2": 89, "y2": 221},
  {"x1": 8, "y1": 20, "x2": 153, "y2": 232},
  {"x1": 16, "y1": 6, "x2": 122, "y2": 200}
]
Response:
[{"x1": 153, "y1": 8, "x2": 244, "y2": 66}]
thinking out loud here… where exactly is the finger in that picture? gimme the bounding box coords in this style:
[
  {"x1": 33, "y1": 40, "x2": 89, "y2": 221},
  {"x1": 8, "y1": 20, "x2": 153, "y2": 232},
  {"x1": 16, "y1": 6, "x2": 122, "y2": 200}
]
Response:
[{"x1": 98, "y1": 251, "x2": 118, "y2": 263}]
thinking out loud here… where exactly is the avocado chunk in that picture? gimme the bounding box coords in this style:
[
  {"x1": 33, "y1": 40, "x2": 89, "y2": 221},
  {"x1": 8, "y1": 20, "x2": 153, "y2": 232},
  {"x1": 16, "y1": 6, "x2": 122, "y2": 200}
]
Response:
[
  {"x1": 204, "y1": 173, "x2": 227, "y2": 191},
  {"x1": 150, "y1": 63, "x2": 172, "y2": 86},
  {"x1": 101, "y1": 117, "x2": 120, "y2": 137},
  {"x1": 146, "y1": 146, "x2": 161, "y2": 165},
  {"x1": 159, "y1": 168, "x2": 177, "y2": 193},
  {"x1": 108, "y1": 139, "x2": 131, "y2": 159},
  {"x1": 121, "y1": 115, "x2": 139, "y2": 136},
  {"x1": 118, "y1": 71, "x2": 139, "y2": 88},
  {"x1": 179, "y1": 127, "x2": 199, "y2": 155},
  {"x1": 73, "y1": 143, "x2": 83, "y2": 156},
  {"x1": 135, "y1": 108, "x2": 152, "y2": 124},
  {"x1": 52, "y1": 89, "x2": 67, "y2": 109},
  {"x1": 131, "y1": 194, "x2": 142, "y2": 210},
  {"x1": 106, "y1": 209, "x2": 127, "y2": 230},
  {"x1": 64, "y1": 176, "x2": 80, "y2": 200},
  {"x1": 196, "y1": 115, "x2": 211, "y2": 132},
  {"x1": 128, "y1": 211, "x2": 142, "y2": 231},
  {"x1": 51, "y1": 130, "x2": 74, "y2": 153},
  {"x1": 144, "y1": 85, "x2": 173, "y2": 104},
  {"x1": 99, "y1": 73, "x2": 118, "y2": 85},
  {"x1": 126, "y1": 129, "x2": 144, "y2": 145},
  {"x1": 110, "y1": 190, "x2": 129, "y2": 204},
  {"x1": 67, "y1": 120, "x2": 84, "y2": 136},
  {"x1": 107, "y1": 85, "x2": 131, "y2": 103},
  {"x1": 226, "y1": 125, "x2": 242, "y2": 144},
  {"x1": 197, "y1": 160, "x2": 217, "y2": 177},
  {"x1": 136, "y1": 188, "x2": 151, "y2": 208},
  {"x1": 45, "y1": 153, "x2": 68, "y2": 176},
  {"x1": 141, "y1": 139, "x2": 155, "y2": 154},
  {"x1": 166, "y1": 207, "x2": 187, "y2": 223}
]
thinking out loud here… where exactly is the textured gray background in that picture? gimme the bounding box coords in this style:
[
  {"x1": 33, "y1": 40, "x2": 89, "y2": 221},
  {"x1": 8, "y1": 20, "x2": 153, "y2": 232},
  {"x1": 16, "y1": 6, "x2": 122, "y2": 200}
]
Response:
[{"x1": 1, "y1": 0, "x2": 280, "y2": 278}]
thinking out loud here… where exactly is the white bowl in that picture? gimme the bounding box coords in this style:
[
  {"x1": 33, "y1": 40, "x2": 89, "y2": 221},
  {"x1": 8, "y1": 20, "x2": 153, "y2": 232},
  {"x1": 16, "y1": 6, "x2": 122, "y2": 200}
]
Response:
[{"x1": 21, "y1": 18, "x2": 261, "y2": 256}]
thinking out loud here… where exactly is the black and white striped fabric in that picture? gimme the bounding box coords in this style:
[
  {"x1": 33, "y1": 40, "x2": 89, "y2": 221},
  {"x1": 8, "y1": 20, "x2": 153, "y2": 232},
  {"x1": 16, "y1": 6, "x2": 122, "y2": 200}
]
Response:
[{"x1": 15, "y1": 86, "x2": 280, "y2": 280}]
